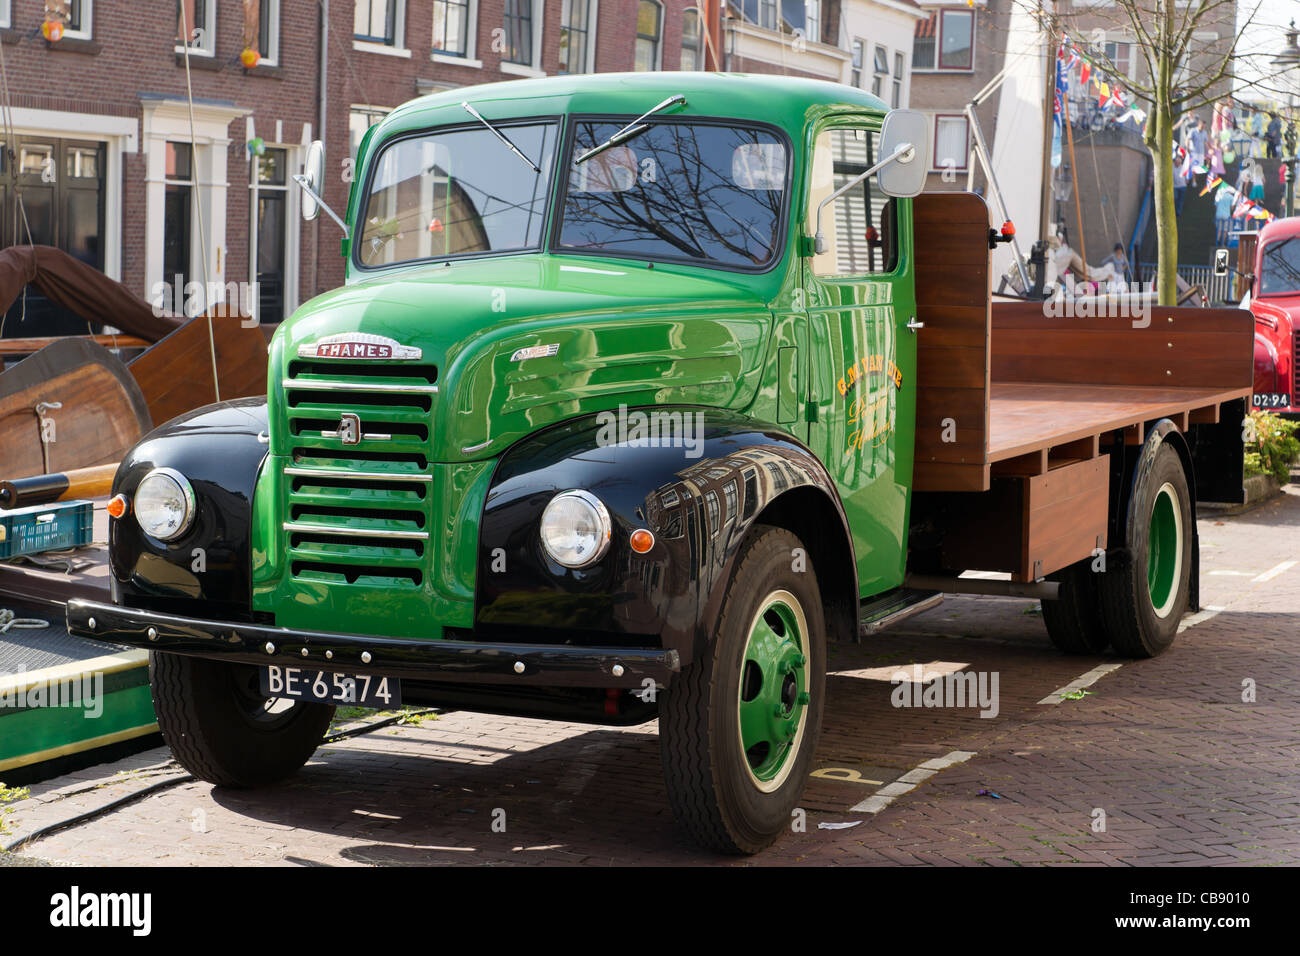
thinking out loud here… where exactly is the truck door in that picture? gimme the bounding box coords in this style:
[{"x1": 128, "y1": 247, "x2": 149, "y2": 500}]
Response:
[{"x1": 801, "y1": 122, "x2": 918, "y2": 598}]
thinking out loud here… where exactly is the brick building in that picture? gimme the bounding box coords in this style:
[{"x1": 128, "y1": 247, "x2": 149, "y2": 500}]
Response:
[{"x1": 0, "y1": 0, "x2": 731, "y2": 333}]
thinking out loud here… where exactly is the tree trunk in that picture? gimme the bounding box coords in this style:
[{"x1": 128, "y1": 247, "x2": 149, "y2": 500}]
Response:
[{"x1": 1147, "y1": 107, "x2": 1179, "y2": 306}]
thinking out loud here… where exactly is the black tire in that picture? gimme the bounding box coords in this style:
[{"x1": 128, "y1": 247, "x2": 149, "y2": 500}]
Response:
[
  {"x1": 1042, "y1": 559, "x2": 1110, "y2": 654},
  {"x1": 659, "y1": 525, "x2": 827, "y2": 854},
  {"x1": 149, "y1": 652, "x2": 335, "y2": 787},
  {"x1": 1096, "y1": 443, "x2": 1193, "y2": 657}
]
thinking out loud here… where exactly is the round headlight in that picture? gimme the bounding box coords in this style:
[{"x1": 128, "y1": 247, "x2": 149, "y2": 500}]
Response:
[
  {"x1": 539, "y1": 490, "x2": 612, "y2": 569},
  {"x1": 133, "y1": 467, "x2": 196, "y2": 541}
]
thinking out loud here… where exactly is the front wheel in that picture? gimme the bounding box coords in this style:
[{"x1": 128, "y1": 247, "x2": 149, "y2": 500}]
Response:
[
  {"x1": 150, "y1": 652, "x2": 335, "y2": 787},
  {"x1": 659, "y1": 525, "x2": 826, "y2": 854}
]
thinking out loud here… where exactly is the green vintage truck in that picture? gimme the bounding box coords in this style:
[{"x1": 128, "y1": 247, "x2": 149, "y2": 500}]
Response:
[{"x1": 68, "y1": 73, "x2": 1253, "y2": 854}]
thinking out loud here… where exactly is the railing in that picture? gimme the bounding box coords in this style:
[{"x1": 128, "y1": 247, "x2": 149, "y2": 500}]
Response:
[{"x1": 1137, "y1": 261, "x2": 1240, "y2": 305}]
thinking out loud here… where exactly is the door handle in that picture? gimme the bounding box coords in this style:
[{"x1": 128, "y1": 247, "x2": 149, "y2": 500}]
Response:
[{"x1": 906, "y1": 317, "x2": 924, "y2": 333}]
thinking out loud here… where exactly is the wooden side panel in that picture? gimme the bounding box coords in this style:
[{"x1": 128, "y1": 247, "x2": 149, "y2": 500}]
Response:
[
  {"x1": 991, "y1": 301, "x2": 1255, "y2": 391},
  {"x1": 912, "y1": 192, "x2": 992, "y2": 492},
  {"x1": 130, "y1": 316, "x2": 269, "y2": 426},
  {"x1": 1020, "y1": 456, "x2": 1109, "y2": 581}
]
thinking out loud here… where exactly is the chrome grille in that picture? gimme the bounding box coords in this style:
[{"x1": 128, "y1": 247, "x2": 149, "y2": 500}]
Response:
[{"x1": 283, "y1": 360, "x2": 437, "y2": 588}]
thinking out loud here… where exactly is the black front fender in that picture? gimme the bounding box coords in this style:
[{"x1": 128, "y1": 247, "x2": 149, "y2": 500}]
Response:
[
  {"x1": 110, "y1": 397, "x2": 269, "y2": 621},
  {"x1": 475, "y1": 407, "x2": 855, "y2": 668}
]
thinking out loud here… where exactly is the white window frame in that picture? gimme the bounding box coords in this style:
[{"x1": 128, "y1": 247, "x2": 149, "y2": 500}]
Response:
[
  {"x1": 931, "y1": 113, "x2": 970, "y2": 172},
  {"x1": 0, "y1": 1, "x2": 11, "y2": 29},
  {"x1": 62, "y1": 0, "x2": 93, "y2": 41},
  {"x1": 432, "y1": 0, "x2": 481, "y2": 67},
  {"x1": 248, "y1": 143, "x2": 301, "y2": 324},
  {"x1": 354, "y1": 0, "x2": 411, "y2": 57},
  {"x1": 804, "y1": 0, "x2": 820, "y2": 46},
  {"x1": 559, "y1": 0, "x2": 599, "y2": 74},
  {"x1": 500, "y1": 0, "x2": 546, "y2": 77},
  {"x1": 175, "y1": 0, "x2": 216, "y2": 57},
  {"x1": 259, "y1": 0, "x2": 282, "y2": 67}
]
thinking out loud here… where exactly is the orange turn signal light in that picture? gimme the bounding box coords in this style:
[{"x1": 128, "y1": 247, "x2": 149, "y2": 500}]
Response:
[
  {"x1": 106, "y1": 494, "x2": 129, "y2": 519},
  {"x1": 629, "y1": 529, "x2": 655, "y2": 554},
  {"x1": 1000, "y1": 220, "x2": 1016, "y2": 237}
]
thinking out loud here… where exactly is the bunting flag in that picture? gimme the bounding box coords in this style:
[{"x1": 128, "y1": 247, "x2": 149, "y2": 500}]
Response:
[
  {"x1": 1079, "y1": 60, "x2": 1091, "y2": 86},
  {"x1": 1098, "y1": 81, "x2": 1110, "y2": 108},
  {"x1": 1200, "y1": 174, "x2": 1222, "y2": 196}
]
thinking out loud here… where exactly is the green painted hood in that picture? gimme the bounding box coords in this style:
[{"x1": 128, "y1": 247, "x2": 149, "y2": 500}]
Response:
[{"x1": 269, "y1": 254, "x2": 773, "y2": 462}]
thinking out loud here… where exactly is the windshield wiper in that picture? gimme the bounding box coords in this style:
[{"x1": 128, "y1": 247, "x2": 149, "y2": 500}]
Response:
[
  {"x1": 574, "y1": 94, "x2": 687, "y2": 165},
  {"x1": 462, "y1": 101, "x2": 541, "y2": 174}
]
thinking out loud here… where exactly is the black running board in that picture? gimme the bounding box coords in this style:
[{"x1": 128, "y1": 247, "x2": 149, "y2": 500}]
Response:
[{"x1": 858, "y1": 588, "x2": 943, "y2": 638}]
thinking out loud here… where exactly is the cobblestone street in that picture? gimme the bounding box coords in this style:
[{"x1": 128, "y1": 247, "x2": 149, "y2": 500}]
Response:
[{"x1": 6, "y1": 486, "x2": 1298, "y2": 867}]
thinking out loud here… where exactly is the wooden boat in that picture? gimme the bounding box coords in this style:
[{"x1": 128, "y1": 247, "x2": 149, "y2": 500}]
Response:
[{"x1": 0, "y1": 247, "x2": 269, "y2": 781}]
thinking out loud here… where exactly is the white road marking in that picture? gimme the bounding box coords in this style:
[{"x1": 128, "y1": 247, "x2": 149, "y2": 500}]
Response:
[
  {"x1": 1252, "y1": 560, "x2": 1297, "y2": 583},
  {"x1": 1207, "y1": 570, "x2": 1254, "y2": 576},
  {"x1": 848, "y1": 750, "x2": 975, "y2": 814},
  {"x1": 1038, "y1": 662, "x2": 1125, "y2": 705},
  {"x1": 830, "y1": 661, "x2": 970, "y2": 682},
  {"x1": 1178, "y1": 605, "x2": 1225, "y2": 634}
]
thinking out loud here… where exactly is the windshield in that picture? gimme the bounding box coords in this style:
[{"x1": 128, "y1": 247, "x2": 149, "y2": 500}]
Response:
[
  {"x1": 557, "y1": 120, "x2": 788, "y2": 269},
  {"x1": 356, "y1": 121, "x2": 558, "y2": 268},
  {"x1": 1259, "y1": 237, "x2": 1300, "y2": 296}
]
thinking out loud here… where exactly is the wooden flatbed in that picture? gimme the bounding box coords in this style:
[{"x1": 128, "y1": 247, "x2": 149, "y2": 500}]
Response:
[{"x1": 910, "y1": 192, "x2": 1254, "y2": 582}]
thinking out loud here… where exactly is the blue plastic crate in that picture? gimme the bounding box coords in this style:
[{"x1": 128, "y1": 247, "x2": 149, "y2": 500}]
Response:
[{"x1": 0, "y1": 499, "x2": 95, "y2": 559}]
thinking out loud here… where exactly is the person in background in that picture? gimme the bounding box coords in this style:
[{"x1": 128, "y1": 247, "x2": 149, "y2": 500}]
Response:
[
  {"x1": 1266, "y1": 113, "x2": 1282, "y2": 159},
  {"x1": 1187, "y1": 116, "x2": 1208, "y2": 184},
  {"x1": 1099, "y1": 243, "x2": 1129, "y2": 279},
  {"x1": 1250, "y1": 175, "x2": 1267, "y2": 212},
  {"x1": 1173, "y1": 156, "x2": 1187, "y2": 214},
  {"x1": 1214, "y1": 182, "x2": 1234, "y2": 246}
]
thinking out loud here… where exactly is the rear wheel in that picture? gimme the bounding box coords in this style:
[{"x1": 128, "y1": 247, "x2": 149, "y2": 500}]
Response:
[
  {"x1": 660, "y1": 525, "x2": 826, "y2": 854},
  {"x1": 1097, "y1": 444, "x2": 1193, "y2": 657},
  {"x1": 150, "y1": 652, "x2": 334, "y2": 787},
  {"x1": 1042, "y1": 559, "x2": 1109, "y2": 654}
]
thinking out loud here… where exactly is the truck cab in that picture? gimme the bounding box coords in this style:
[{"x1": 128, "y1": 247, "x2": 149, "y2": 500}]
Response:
[
  {"x1": 68, "y1": 73, "x2": 1253, "y2": 855},
  {"x1": 1248, "y1": 216, "x2": 1300, "y2": 415}
]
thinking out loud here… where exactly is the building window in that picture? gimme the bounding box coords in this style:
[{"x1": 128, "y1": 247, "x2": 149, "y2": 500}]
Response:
[
  {"x1": 434, "y1": 0, "x2": 472, "y2": 57},
  {"x1": 634, "y1": 0, "x2": 662, "y2": 71},
  {"x1": 0, "y1": 137, "x2": 107, "y2": 335},
  {"x1": 871, "y1": 45, "x2": 888, "y2": 97},
  {"x1": 0, "y1": 1, "x2": 11, "y2": 29},
  {"x1": 915, "y1": 9, "x2": 973, "y2": 71},
  {"x1": 809, "y1": 127, "x2": 898, "y2": 277},
  {"x1": 680, "y1": 7, "x2": 703, "y2": 70},
  {"x1": 758, "y1": 0, "x2": 776, "y2": 30},
  {"x1": 349, "y1": 106, "x2": 390, "y2": 164},
  {"x1": 503, "y1": 0, "x2": 534, "y2": 65},
  {"x1": 176, "y1": 1, "x2": 215, "y2": 55},
  {"x1": 251, "y1": 148, "x2": 289, "y2": 324},
  {"x1": 932, "y1": 114, "x2": 969, "y2": 171},
  {"x1": 559, "y1": 0, "x2": 595, "y2": 73},
  {"x1": 850, "y1": 39, "x2": 863, "y2": 87},
  {"x1": 50, "y1": 0, "x2": 92, "y2": 40},
  {"x1": 1104, "y1": 40, "x2": 1131, "y2": 79},
  {"x1": 258, "y1": 0, "x2": 281, "y2": 65},
  {"x1": 892, "y1": 51, "x2": 904, "y2": 108},
  {"x1": 163, "y1": 142, "x2": 193, "y2": 299},
  {"x1": 355, "y1": 0, "x2": 397, "y2": 44},
  {"x1": 804, "y1": 0, "x2": 820, "y2": 45}
]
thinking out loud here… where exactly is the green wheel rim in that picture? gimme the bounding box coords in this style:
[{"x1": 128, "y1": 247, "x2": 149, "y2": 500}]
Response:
[
  {"x1": 1147, "y1": 482, "x2": 1182, "y2": 618},
  {"x1": 737, "y1": 590, "x2": 810, "y2": 792}
]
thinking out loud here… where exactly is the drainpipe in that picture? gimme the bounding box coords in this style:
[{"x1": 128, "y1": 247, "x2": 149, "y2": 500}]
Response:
[{"x1": 312, "y1": 0, "x2": 328, "y2": 299}]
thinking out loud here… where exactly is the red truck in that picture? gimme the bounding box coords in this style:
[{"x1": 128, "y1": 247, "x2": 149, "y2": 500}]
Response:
[{"x1": 1250, "y1": 216, "x2": 1300, "y2": 416}]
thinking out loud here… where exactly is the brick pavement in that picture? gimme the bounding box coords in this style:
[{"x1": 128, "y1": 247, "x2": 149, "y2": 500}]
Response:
[{"x1": 4, "y1": 487, "x2": 1298, "y2": 866}]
